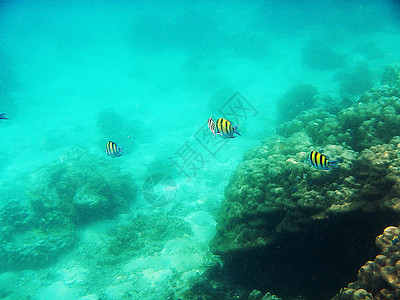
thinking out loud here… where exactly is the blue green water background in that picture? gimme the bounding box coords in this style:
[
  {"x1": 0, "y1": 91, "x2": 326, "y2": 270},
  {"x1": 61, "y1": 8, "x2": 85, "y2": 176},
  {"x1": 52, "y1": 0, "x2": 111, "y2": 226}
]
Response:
[{"x1": 1, "y1": 1, "x2": 400, "y2": 299}]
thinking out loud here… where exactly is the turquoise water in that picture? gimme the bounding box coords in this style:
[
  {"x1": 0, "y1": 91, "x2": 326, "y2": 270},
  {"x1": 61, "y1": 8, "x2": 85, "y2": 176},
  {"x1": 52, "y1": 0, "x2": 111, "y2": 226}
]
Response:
[{"x1": 0, "y1": 1, "x2": 400, "y2": 299}]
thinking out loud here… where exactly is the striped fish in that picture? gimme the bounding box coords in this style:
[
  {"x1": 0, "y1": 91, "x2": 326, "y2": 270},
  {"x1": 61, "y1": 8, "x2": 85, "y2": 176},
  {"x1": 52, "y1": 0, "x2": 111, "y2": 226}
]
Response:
[
  {"x1": 215, "y1": 118, "x2": 241, "y2": 139},
  {"x1": 207, "y1": 117, "x2": 216, "y2": 136},
  {"x1": 305, "y1": 151, "x2": 338, "y2": 170},
  {"x1": 0, "y1": 113, "x2": 7, "y2": 122},
  {"x1": 106, "y1": 141, "x2": 125, "y2": 158}
]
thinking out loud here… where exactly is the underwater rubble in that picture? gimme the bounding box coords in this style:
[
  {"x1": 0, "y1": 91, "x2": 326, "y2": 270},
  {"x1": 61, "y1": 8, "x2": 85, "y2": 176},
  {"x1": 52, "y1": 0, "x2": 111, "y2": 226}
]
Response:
[{"x1": 209, "y1": 63, "x2": 400, "y2": 298}]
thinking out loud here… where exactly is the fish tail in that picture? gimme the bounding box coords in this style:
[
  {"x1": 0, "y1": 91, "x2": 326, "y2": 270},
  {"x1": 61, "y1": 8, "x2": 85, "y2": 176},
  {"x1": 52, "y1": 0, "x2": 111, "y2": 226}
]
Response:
[
  {"x1": 328, "y1": 160, "x2": 339, "y2": 169},
  {"x1": 234, "y1": 125, "x2": 241, "y2": 136}
]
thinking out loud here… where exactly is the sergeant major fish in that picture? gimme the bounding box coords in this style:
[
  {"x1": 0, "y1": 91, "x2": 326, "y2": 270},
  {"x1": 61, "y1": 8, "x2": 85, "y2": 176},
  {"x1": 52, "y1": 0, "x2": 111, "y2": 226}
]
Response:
[
  {"x1": 214, "y1": 118, "x2": 241, "y2": 139},
  {"x1": 0, "y1": 113, "x2": 8, "y2": 122},
  {"x1": 106, "y1": 141, "x2": 125, "y2": 158},
  {"x1": 305, "y1": 150, "x2": 338, "y2": 170}
]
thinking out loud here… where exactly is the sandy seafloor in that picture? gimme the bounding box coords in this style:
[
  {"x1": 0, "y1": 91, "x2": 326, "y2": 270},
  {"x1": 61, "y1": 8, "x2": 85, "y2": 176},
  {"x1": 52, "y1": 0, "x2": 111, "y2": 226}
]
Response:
[{"x1": 0, "y1": 1, "x2": 400, "y2": 299}]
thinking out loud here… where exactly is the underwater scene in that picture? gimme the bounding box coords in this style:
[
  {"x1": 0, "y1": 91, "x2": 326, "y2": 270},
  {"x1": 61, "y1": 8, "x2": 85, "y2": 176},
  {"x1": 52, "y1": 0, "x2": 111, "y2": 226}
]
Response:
[{"x1": 1, "y1": 0, "x2": 400, "y2": 299}]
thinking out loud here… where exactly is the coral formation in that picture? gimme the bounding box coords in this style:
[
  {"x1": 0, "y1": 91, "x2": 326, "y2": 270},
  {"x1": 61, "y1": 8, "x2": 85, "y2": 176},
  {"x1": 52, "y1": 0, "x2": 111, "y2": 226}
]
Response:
[
  {"x1": 0, "y1": 147, "x2": 137, "y2": 272},
  {"x1": 276, "y1": 84, "x2": 319, "y2": 123},
  {"x1": 248, "y1": 290, "x2": 282, "y2": 300},
  {"x1": 334, "y1": 63, "x2": 374, "y2": 96},
  {"x1": 29, "y1": 147, "x2": 137, "y2": 225},
  {"x1": 277, "y1": 82, "x2": 400, "y2": 152},
  {"x1": 0, "y1": 199, "x2": 75, "y2": 271},
  {"x1": 211, "y1": 133, "x2": 361, "y2": 254},
  {"x1": 332, "y1": 226, "x2": 400, "y2": 299},
  {"x1": 210, "y1": 63, "x2": 400, "y2": 298},
  {"x1": 99, "y1": 213, "x2": 192, "y2": 265},
  {"x1": 382, "y1": 63, "x2": 400, "y2": 88}
]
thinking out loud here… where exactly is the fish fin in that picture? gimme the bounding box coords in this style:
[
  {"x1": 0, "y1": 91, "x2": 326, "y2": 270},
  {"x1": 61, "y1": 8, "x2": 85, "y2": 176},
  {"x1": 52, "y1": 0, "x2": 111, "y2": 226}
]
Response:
[{"x1": 220, "y1": 134, "x2": 234, "y2": 139}]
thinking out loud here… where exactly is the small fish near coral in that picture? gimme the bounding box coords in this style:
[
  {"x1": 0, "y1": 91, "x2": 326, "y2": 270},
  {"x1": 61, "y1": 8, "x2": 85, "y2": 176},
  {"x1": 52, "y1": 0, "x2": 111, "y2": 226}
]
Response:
[
  {"x1": 305, "y1": 150, "x2": 339, "y2": 170},
  {"x1": 208, "y1": 117, "x2": 241, "y2": 139},
  {"x1": 106, "y1": 141, "x2": 125, "y2": 158},
  {"x1": 0, "y1": 113, "x2": 8, "y2": 122}
]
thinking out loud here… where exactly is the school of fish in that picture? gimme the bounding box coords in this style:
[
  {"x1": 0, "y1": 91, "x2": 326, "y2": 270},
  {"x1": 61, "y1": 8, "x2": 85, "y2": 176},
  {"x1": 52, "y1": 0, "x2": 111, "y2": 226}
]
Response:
[{"x1": 0, "y1": 111, "x2": 341, "y2": 171}]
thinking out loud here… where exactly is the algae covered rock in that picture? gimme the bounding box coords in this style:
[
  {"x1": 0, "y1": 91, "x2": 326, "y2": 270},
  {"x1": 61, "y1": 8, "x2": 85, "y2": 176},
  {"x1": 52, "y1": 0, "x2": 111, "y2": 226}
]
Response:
[{"x1": 29, "y1": 147, "x2": 137, "y2": 224}]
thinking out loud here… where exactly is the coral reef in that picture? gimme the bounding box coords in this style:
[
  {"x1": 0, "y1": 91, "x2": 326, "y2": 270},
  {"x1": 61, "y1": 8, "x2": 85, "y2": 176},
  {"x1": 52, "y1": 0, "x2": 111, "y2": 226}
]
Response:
[
  {"x1": 0, "y1": 147, "x2": 137, "y2": 272},
  {"x1": 29, "y1": 147, "x2": 137, "y2": 225},
  {"x1": 211, "y1": 133, "x2": 362, "y2": 255},
  {"x1": 332, "y1": 226, "x2": 400, "y2": 299},
  {"x1": 334, "y1": 63, "x2": 374, "y2": 96},
  {"x1": 277, "y1": 82, "x2": 400, "y2": 152},
  {"x1": 99, "y1": 213, "x2": 192, "y2": 265},
  {"x1": 276, "y1": 84, "x2": 319, "y2": 123},
  {"x1": 210, "y1": 63, "x2": 400, "y2": 298},
  {"x1": 382, "y1": 63, "x2": 400, "y2": 88},
  {"x1": 248, "y1": 290, "x2": 282, "y2": 300},
  {"x1": 0, "y1": 199, "x2": 75, "y2": 271}
]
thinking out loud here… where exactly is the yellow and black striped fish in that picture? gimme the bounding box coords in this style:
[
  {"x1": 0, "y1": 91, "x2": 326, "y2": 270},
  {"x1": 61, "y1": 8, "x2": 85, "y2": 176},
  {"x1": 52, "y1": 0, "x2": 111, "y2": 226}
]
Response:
[
  {"x1": 106, "y1": 141, "x2": 125, "y2": 158},
  {"x1": 305, "y1": 151, "x2": 338, "y2": 170},
  {"x1": 215, "y1": 118, "x2": 241, "y2": 139}
]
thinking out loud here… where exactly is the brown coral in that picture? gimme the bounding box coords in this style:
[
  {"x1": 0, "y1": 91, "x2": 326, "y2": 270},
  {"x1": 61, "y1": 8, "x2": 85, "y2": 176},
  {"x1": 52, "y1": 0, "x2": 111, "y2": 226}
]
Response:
[{"x1": 333, "y1": 226, "x2": 400, "y2": 299}]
